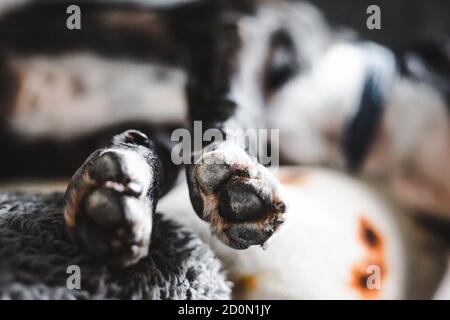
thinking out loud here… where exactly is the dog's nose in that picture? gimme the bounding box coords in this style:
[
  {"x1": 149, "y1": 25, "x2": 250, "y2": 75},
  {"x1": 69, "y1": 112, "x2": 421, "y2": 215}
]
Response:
[{"x1": 218, "y1": 177, "x2": 266, "y2": 221}]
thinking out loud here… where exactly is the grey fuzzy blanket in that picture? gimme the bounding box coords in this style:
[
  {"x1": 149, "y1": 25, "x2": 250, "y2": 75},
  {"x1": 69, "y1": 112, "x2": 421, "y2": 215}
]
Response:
[{"x1": 0, "y1": 192, "x2": 231, "y2": 300}]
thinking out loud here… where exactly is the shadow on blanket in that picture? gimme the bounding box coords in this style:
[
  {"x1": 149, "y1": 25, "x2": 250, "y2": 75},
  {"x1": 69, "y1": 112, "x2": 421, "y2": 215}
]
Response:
[{"x1": 0, "y1": 192, "x2": 231, "y2": 300}]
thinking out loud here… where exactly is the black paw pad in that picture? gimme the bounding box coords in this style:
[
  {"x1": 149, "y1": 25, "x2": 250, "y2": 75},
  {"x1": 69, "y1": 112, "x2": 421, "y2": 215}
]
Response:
[
  {"x1": 218, "y1": 178, "x2": 266, "y2": 221},
  {"x1": 225, "y1": 224, "x2": 273, "y2": 249},
  {"x1": 83, "y1": 188, "x2": 125, "y2": 228}
]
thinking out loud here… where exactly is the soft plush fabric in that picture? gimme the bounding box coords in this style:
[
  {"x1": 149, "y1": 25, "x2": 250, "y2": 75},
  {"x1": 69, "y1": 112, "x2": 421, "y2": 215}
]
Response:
[{"x1": 0, "y1": 192, "x2": 231, "y2": 300}]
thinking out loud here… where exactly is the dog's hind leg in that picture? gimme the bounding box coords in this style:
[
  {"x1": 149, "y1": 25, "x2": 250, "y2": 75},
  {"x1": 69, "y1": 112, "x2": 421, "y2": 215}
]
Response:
[{"x1": 63, "y1": 129, "x2": 179, "y2": 267}]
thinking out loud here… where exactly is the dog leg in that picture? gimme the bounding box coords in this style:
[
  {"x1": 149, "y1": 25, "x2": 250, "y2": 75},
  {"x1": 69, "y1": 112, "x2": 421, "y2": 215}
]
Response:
[
  {"x1": 184, "y1": 5, "x2": 288, "y2": 249},
  {"x1": 186, "y1": 144, "x2": 286, "y2": 249},
  {"x1": 64, "y1": 130, "x2": 178, "y2": 267}
]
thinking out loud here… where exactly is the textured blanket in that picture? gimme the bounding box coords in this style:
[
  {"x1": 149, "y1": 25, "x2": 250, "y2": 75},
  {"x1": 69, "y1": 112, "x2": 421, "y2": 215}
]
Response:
[{"x1": 0, "y1": 192, "x2": 231, "y2": 300}]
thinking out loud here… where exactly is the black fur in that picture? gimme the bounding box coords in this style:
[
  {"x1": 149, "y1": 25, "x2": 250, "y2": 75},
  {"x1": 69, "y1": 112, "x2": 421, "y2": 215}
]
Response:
[
  {"x1": 342, "y1": 70, "x2": 387, "y2": 172},
  {"x1": 263, "y1": 29, "x2": 299, "y2": 98}
]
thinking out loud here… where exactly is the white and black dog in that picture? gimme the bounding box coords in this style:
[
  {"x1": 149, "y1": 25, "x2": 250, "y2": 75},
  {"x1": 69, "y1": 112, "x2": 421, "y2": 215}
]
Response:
[{"x1": 0, "y1": 0, "x2": 449, "y2": 299}]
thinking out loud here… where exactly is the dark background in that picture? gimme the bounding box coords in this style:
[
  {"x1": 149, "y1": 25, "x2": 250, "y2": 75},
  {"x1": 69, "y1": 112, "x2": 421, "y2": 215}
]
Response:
[{"x1": 306, "y1": 0, "x2": 449, "y2": 47}]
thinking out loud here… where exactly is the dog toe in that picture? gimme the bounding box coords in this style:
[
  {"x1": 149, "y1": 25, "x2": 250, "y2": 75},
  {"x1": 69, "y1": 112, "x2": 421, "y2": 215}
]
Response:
[
  {"x1": 225, "y1": 224, "x2": 273, "y2": 249},
  {"x1": 218, "y1": 177, "x2": 266, "y2": 221}
]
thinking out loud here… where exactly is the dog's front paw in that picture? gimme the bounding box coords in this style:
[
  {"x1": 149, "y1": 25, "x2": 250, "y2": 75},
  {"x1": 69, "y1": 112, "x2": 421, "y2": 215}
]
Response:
[
  {"x1": 64, "y1": 130, "x2": 158, "y2": 267},
  {"x1": 187, "y1": 144, "x2": 287, "y2": 249}
]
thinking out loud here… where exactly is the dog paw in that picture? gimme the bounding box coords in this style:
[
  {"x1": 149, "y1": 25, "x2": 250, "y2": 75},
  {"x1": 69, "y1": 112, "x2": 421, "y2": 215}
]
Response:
[
  {"x1": 187, "y1": 144, "x2": 287, "y2": 249},
  {"x1": 64, "y1": 130, "x2": 158, "y2": 267}
]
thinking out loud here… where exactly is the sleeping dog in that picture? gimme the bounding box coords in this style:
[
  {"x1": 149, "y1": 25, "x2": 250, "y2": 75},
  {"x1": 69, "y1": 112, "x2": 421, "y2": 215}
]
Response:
[{"x1": 0, "y1": 0, "x2": 449, "y2": 273}]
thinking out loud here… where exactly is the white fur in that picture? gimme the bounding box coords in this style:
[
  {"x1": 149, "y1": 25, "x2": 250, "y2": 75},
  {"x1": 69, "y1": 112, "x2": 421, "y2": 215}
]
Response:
[
  {"x1": 264, "y1": 11, "x2": 450, "y2": 216},
  {"x1": 102, "y1": 148, "x2": 153, "y2": 196},
  {"x1": 267, "y1": 43, "x2": 367, "y2": 165},
  {"x1": 224, "y1": 2, "x2": 331, "y2": 139},
  {"x1": 223, "y1": 5, "x2": 282, "y2": 136},
  {"x1": 221, "y1": 1, "x2": 333, "y2": 165}
]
